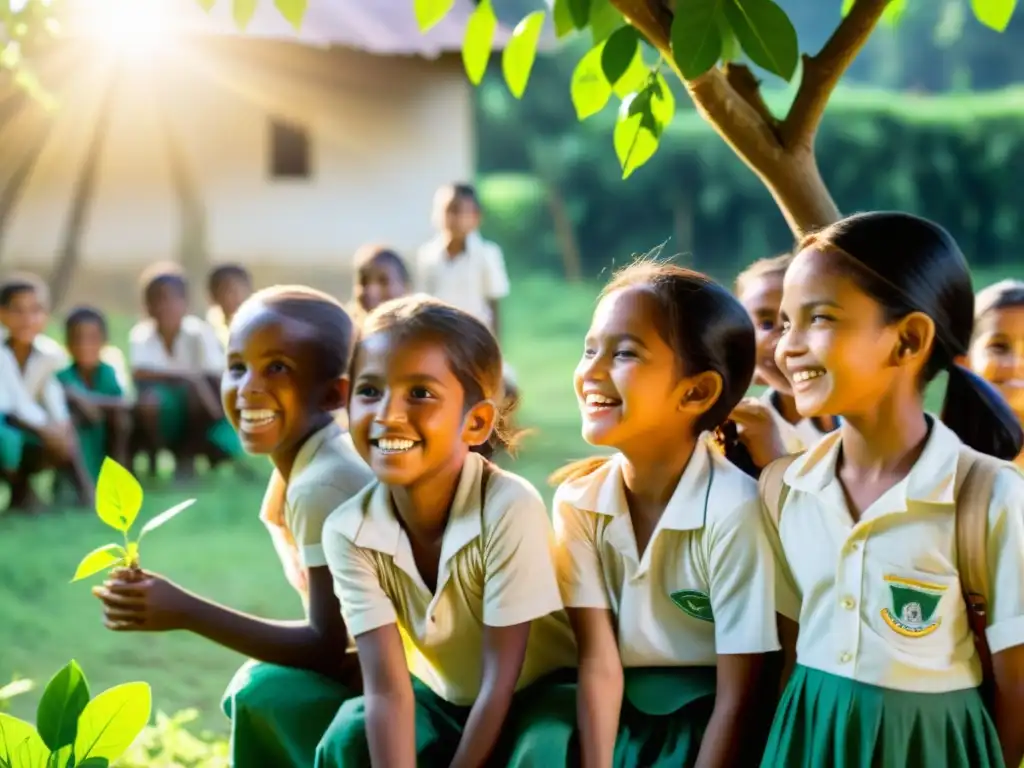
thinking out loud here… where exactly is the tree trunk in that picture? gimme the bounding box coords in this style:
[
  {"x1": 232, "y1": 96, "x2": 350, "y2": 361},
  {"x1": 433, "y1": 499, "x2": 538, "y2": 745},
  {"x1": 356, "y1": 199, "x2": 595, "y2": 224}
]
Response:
[
  {"x1": 542, "y1": 177, "x2": 582, "y2": 281},
  {"x1": 0, "y1": 103, "x2": 54, "y2": 263}
]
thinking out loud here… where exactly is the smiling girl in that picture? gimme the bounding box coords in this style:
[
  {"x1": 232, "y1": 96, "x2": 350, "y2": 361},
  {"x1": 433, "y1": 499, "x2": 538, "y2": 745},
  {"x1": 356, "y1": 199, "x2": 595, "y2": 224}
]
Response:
[
  {"x1": 762, "y1": 212, "x2": 1024, "y2": 768},
  {"x1": 550, "y1": 261, "x2": 781, "y2": 767},
  {"x1": 95, "y1": 286, "x2": 373, "y2": 768},
  {"x1": 317, "y1": 295, "x2": 576, "y2": 767}
]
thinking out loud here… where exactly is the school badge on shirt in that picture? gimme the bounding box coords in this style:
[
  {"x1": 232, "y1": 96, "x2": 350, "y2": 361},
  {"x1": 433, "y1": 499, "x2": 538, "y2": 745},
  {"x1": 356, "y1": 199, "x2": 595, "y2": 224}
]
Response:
[
  {"x1": 670, "y1": 590, "x2": 714, "y2": 623},
  {"x1": 880, "y1": 575, "x2": 946, "y2": 637}
]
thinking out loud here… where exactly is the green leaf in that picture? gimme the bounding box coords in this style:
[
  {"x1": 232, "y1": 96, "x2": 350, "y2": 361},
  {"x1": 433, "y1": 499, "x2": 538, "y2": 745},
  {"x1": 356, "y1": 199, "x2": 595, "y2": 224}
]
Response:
[
  {"x1": 718, "y1": 13, "x2": 740, "y2": 61},
  {"x1": 36, "y1": 661, "x2": 90, "y2": 752},
  {"x1": 11, "y1": 733, "x2": 48, "y2": 768},
  {"x1": 612, "y1": 47, "x2": 650, "y2": 98},
  {"x1": 502, "y1": 11, "x2": 546, "y2": 99},
  {"x1": 139, "y1": 499, "x2": 196, "y2": 540},
  {"x1": 415, "y1": 0, "x2": 455, "y2": 32},
  {"x1": 462, "y1": 0, "x2": 497, "y2": 85},
  {"x1": 841, "y1": 0, "x2": 853, "y2": 15},
  {"x1": 614, "y1": 97, "x2": 661, "y2": 179},
  {"x1": 600, "y1": 25, "x2": 639, "y2": 86},
  {"x1": 971, "y1": 0, "x2": 1017, "y2": 31},
  {"x1": 568, "y1": 0, "x2": 591, "y2": 28},
  {"x1": 73, "y1": 682, "x2": 152, "y2": 764},
  {"x1": 570, "y1": 45, "x2": 612, "y2": 119},
  {"x1": 589, "y1": 0, "x2": 624, "y2": 44},
  {"x1": 95, "y1": 458, "x2": 143, "y2": 534},
  {"x1": 194, "y1": 0, "x2": 217, "y2": 11},
  {"x1": 71, "y1": 544, "x2": 127, "y2": 583},
  {"x1": 650, "y1": 72, "x2": 677, "y2": 129},
  {"x1": 0, "y1": 714, "x2": 37, "y2": 765},
  {"x1": 232, "y1": 0, "x2": 257, "y2": 30},
  {"x1": 881, "y1": 0, "x2": 908, "y2": 25},
  {"x1": 724, "y1": 0, "x2": 799, "y2": 81},
  {"x1": 671, "y1": 0, "x2": 724, "y2": 80},
  {"x1": 273, "y1": 0, "x2": 307, "y2": 30},
  {"x1": 552, "y1": 0, "x2": 576, "y2": 37}
]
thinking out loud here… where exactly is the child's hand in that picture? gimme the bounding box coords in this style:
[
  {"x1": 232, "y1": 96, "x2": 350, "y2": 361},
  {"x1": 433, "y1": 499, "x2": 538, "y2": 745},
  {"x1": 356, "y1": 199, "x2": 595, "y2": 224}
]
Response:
[
  {"x1": 39, "y1": 424, "x2": 73, "y2": 461},
  {"x1": 729, "y1": 398, "x2": 788, "y2": 469},
  {"x1": 92, "y1": 569, "x2": 192, "y2": 632}
]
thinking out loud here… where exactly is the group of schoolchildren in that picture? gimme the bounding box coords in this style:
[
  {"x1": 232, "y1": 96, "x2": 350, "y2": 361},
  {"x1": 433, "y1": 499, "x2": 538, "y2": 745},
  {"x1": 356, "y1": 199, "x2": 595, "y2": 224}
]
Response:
[{"x1": 15, "y1": 201, "x2": 1019, "y2": 767}]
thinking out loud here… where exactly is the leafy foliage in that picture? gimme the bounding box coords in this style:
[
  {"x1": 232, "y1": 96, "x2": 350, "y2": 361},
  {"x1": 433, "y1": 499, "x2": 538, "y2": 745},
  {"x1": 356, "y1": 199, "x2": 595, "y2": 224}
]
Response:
[{"x1": 71, "y1": 458, "x2": 195, "y2": 582}]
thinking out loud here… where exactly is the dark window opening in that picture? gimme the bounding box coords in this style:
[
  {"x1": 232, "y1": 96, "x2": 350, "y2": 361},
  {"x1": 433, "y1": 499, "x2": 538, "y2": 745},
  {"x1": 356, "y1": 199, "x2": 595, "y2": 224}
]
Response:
[{"x1": 269, "y1": 118, "x2": 310, "y2": 179}]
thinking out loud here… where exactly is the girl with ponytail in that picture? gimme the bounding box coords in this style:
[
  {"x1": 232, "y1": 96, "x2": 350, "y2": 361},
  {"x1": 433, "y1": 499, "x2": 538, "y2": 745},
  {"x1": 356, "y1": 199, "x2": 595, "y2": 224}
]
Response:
[{"x1": 761, "y1": 211, "x2": 1024, "y2": 768}]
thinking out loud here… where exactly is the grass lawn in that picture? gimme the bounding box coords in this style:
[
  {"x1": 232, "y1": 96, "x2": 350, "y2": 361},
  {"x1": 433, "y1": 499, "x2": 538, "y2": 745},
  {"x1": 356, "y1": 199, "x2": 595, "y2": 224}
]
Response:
[{"x1": 0, "y1": 266, "x2": 1017, "y2": 735}]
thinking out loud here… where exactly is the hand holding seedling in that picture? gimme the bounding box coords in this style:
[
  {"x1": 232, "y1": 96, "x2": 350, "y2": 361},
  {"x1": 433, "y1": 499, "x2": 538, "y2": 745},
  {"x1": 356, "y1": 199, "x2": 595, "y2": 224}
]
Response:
[{"x1": 94, "y1": 567, "x2": 193, "y2": 631}]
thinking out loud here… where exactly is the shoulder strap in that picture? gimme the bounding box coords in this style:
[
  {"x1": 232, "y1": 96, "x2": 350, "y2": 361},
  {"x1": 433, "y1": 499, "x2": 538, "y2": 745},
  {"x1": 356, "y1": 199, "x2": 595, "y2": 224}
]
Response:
[{"x1": 758, "y1": 453, "x2": 802, "y2": 527}]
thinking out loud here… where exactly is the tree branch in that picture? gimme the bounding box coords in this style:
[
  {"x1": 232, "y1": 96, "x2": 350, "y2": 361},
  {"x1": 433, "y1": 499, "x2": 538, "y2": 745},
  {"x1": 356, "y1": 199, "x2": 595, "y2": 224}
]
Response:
[
  {"x1": 723, "y1": 62, "x2": 779, "y2": 135},
  {"x1": 781, "y1": 0, "x2": 891, "y2": 149}
]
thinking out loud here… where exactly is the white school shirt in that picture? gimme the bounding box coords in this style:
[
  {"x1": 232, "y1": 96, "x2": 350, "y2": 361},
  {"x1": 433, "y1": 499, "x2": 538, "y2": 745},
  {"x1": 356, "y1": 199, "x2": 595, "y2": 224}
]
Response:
[
  {"x1": 553, "y1": 438, "x2": 781, "y2": 667},
  {"x1": 760, "y1": 388, "x2": 832, "y2": 454},
  {"x1": 1, "y1": 335, "x2": 70, "y2": 425},
  {"x1": 414, "y1": 231, "x2": 510, "y2": 331},
  {"x1": 322, "y1": 452, "x2": 577, "y2": 705},
  {"x1": 206, "y1": 305, "x2": 230, "y2": 348},
  {"x1": 128, "y1": 315, "x2": 225, "y2": 376},
  {"x1": 765, "y1": 418, "x2": 1024, "y2": 693}
]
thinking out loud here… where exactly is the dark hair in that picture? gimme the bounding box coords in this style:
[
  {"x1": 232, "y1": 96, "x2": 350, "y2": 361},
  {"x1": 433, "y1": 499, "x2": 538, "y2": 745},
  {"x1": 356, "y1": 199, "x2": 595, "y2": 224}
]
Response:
[
  {"x1": 0, "y1": 273, "x2": 48, "y2": 309},
  {"x1": 974, "y1": 279, "x2": 1024, "y2": 326},
  {"x1": 734, "y1": 252, "x2": 793, "y2": 296},
  {"x1": 239, "y1": 285, "x2": 355, "y2": 381},
  {"x1": 65, "y1": 306, "x2": 108, "y2": 339},
  {"x1": 354, "y1": 244, "x2": 410, "y2": 286},
  {"x1": 552, "y1": 259, "x2": 756, "y2": 484},
  {"x1": 357, "y1": 294, "x2": 518, "y2": 456},
  {"x1": 140, "y1": 262, "x2": 188, "y2": 303},
  {"x1": 207, "y1": 263, "x2": 251, "y2": 296},
  {"x1": 801, "y1": 211, "x2": 1023, "y2": 460},
  {"x1": 441, "y1": 182, "x2": 480, "y2": 211}
]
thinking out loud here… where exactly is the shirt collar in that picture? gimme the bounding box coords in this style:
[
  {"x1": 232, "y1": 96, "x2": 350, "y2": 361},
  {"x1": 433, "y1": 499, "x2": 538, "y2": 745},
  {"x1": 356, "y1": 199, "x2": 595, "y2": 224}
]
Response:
[{"x1": 291, "y1": 420, "x2": 343, "y2": 480}]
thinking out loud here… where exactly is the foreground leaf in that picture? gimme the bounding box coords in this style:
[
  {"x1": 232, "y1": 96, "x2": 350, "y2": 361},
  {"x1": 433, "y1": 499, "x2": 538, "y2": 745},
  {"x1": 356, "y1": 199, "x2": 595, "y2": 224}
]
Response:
[
  {"x1": 232, "y1": 0, "x2": 257, "y2": 29},
  {"x1": 36, "y1": 661, "x2": 90, "y2": 752},
  {"x1": 462, "y1": 0, "x2": 497, "y2": 85},
  {"x1": 502, "y1": 11, "x2": 546, "y2": 98},
  {"x1": 415, "y1": 0, "x2": 455, "y2": 32},
  {"x1": 971, "y1": 0, "x2": 1017, "y2": 31},
  {"x1": 567, "y1": 0, "x2": 591, "y2": 29},
  {"x1": 601, "y1": 25, "x2": 639, "y2": 86},
  {"x1": 671, "y1": 0, "x2": 724, "y2": 80},
  {"x1": 614, "y1": 97, "x2": 661, "y2": 178},
  {"x1": 570, "y1": 46, "x2": 612, "y2": 119},
  {"x1": 552, "y1": 0, "x2": 576, "y2": 37},
  {"x1": 649, "y1": 73, "x2": 677, "y2": 129},
  {"x1": 588, "y1": 0, "x2": 623, "y2": 44},
  {"x1": 724, "y1": 0, "x2": 798, "y2": 81},
  {"x1": 72, "y1": 544, "x2": 127, "y2": 583},
  {"x1": 0, "y1": 714, "x2": 36, "y2": 765},
  {"x1": 74, "y1": 682, "x2": 152, "y2": 764},
  {"x1": 274, "y1": 0, "x2": 307, "y2": 30},
  {"x1": 139, "y1": 499, "x2": 196, "y2": 540},
  {"x1": 95, "y1": 458, "x2": 143, "y2": 533}
]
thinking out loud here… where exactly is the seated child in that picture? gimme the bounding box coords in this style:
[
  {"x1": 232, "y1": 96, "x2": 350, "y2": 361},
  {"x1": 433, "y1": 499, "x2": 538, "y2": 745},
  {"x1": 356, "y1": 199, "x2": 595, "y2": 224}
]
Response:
[
  {"x1": 96, "y1": 285, "x2": 374, "y2": 768},
  {"x1": 128, "y1": 262, "x2": 242, "y2": 478},
  {"x1": 0, "y1": 274, "x2": 92, "y2": 509},
  {"x1": 57, "y1": 307, "x2": 133, "y2": 481},
  {"x1": 968, "y1": 278, "x2": 1024, "y2": 468},
  {"x1": 351, "y1": 244, "x2": 410, "y2": 325},
  {"x1": 207, "y1": 263, "x2": 253, "y2": 347}
]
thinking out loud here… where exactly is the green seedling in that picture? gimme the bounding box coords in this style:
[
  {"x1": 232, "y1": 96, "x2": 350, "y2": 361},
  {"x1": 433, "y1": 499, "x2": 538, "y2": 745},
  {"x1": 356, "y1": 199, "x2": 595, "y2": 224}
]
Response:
[
  {"x1": 0, "y1": 659, "x2": 151, "y2": 768},
  {"x1": 71, "y1": 458, "x2": 195, "y2": 583}
]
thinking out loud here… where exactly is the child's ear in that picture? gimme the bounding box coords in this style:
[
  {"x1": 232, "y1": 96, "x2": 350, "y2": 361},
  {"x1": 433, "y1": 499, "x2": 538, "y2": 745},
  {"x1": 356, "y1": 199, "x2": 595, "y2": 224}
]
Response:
[
  {"x1": 891, "y1": 312, "x2": 935, "y2": 368},
  {"x1": 462, "y1": 399, "x2": 497, "y2": 448},
  {"x1": 678, "y1": 371, "x2": 723, "y2": 418},
  {"x1": 323, "y1": 376, "x2": 350, "y2": 412}
]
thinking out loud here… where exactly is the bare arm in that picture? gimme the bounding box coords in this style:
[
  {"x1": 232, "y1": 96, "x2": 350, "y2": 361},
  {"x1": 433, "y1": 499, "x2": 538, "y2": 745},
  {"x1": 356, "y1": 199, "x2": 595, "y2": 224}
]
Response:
[
  {"x1": 488, "y1": 299, "x2": 501, "y2": 342},
  {"x1": 568, "y1": 607, "x2": 623, "y2": 768},
  {"x1": 355, "y1": 624, "x2": 417, "y2": 768},
  {"x1": 777, "y1": 615, "x2": 799, "y2": 694},
  {"x1": 449, "y1": 622, "x2": 531, "y2": 768},
  {"x1": 992, "y1": 644, "x2": 1024, "y2": 768},
  {"x1": 694, "y1": 653, "x2": 772, "y2": 768}
]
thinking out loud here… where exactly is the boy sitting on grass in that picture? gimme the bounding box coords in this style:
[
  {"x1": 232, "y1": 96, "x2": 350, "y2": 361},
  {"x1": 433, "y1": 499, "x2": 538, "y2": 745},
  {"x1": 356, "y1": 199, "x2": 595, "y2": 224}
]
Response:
[
  {"x1": 128, "y1": 263, "x2": 243, "y2": 480},
  {"x1": 206, "y1": 263, "x2": 253, "y2": 347},
  {"x1": 58, "y1": 306, "x2": 133, "y2": 482},
  {"x1": 0, "y1": 274, "x2": 92, "y2": 510}
]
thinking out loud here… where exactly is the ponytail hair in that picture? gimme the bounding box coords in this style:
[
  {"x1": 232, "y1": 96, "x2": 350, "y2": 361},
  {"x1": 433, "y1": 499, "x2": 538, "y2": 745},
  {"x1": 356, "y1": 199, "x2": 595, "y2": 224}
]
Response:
[{"x1": 801, "y1": 211, "x2": 1023, "y2": 460}]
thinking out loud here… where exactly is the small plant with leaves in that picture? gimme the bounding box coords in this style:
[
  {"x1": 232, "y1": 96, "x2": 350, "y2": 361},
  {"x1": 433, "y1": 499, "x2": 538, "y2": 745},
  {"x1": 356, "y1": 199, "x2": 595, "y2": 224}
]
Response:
[
  {"x1": 0, "y1": 660, "x2": 151, "y2": 767},
  {"x1": 71, "y1": 458, "x2": 195, "y2": 583}
]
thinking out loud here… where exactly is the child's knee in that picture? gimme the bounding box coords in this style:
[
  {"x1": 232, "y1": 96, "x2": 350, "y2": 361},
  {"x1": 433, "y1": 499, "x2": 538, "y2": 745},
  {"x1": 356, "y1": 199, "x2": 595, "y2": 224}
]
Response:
[
  {"x1": 109, "y1": 409, "x2": 133, "y2": 438},
  {"x1": 314, "y1": 698, "x2": 369, "y2": 768}
]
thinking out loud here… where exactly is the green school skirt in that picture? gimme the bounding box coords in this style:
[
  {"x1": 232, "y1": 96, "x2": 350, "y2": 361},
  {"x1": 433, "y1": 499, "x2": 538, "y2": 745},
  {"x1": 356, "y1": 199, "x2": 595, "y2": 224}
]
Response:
[
  {"x1": 314, "y1": 669, "x2": 577, "y2": 767},
  {"x1": 761, "y1": 665, "x2": 1004, "y2": 768},
  {"x1": 0, "y1": 420, "x2": 26, "y2": 471},
  {"x1": 222, "y1": 660, "x2": 358, "y2": 768},
  {"x1": 142, "y1": 383, "x2": 242, "y2": 457},
  {"x1": 58, "y1": 363, "x2": 123, "y2": 480}
]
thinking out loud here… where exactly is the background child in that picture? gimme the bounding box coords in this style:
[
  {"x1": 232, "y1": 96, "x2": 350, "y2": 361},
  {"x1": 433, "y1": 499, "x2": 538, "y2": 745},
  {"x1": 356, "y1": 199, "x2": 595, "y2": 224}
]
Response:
[
  {"x1": 0, "y1": 274, "x2": 92, "y2": 509},
  {"x1": 207, "y1": 263, "x2": 253, "y2": 347},
  {"x1": 58, "y1": 306, "x2": 133, "y2": 482},
  {"x1": 96, "y1": 285, "x2": 373, "y2": 768},
  {"x1": 551, "y1": 261, "x2": 780, "y2": 767},
  {"x1": 128, "y1": 263, "x2": 241, "y2": 479},
  {"x1": 351, "y1": 244, "x2": 410, "y2": 324},
  {"x1": 415, "y1": 182, "x2": 510, "y2": 341},
  {"x1": 968, "y1": 279, "x2": 1024, "y2": 468},
  {"x1": 763, "y1": 212, "x2": 1024, "y2": 768},
  {"x1": 318, "y1": 296, "x2": 576, "y2": 767}
]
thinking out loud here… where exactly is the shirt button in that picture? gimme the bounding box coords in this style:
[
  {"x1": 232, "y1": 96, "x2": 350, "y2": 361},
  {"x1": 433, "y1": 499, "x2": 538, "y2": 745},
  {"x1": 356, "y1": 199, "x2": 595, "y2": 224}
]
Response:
[
  {"x1": 845, "y1": 541, "x2": 859, "y2": 554},
  {"x1": 838, "y1": 651, "x2": 852, "y2": 664},
  {"x1": 841, "y1": 596, "x2": 856, "y2": 610}
]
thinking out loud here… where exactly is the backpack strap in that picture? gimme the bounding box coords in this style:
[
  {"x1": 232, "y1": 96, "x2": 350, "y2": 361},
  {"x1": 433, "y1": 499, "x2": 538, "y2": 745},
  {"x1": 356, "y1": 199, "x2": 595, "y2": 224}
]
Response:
[
  {"x1": 954, "y1": 446, "x2": 1002, "y2": 705},
  {"x1": 758, "y1": 453, "x2": 802, "y2": 528}
]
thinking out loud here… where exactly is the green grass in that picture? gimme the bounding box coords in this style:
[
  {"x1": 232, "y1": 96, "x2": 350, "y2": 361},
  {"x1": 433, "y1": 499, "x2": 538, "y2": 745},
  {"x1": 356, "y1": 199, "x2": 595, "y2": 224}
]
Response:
[{"x1": 0, "y1": 266, "x2": 1017, "y2": 735}]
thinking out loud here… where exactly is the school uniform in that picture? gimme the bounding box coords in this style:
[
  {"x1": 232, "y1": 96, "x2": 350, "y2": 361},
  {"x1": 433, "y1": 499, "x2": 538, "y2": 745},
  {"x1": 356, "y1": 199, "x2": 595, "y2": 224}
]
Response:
[
  {"x1": 414, "y1": 231, "x2": 510, "y2": 332},
  {"x1": 206, "y1": 305, "x2": 230, "y2": 348},
  {"x1": 128, "y1": 315, "x2": 240, "y2": 456},
  {"x1": 760, "y1": 388, "x2": 833, "y2": 454},
  {"x1": 761, "y1": 418, "x2": 1024, "y2": 768},
  {"x1": 316, "y1": 452, "x2": 577, "y2": 767},
  {"x1": 0, "y1": 336, "x2": 71, "y2": 470},
  {"x1": 57, "y1": 357, "x2": 131, "y2": 480},
  {"x1": 554, "y1": 437, "x2": 781, "y2": 765},
  {"x1": 222, "y1": 421, "x2": 374, "y2": 768}
]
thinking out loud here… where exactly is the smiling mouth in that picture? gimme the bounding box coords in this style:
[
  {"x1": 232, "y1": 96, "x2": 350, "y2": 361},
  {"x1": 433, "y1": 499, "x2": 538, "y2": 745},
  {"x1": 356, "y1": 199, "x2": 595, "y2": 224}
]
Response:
[
  {"x1": 371, "y1": 437, "x2": 421, "y2": 455},
  {"x1": 791, "y1": 369, "x2": 826, "y2": 384},
  {"x1": 239, "y1": 409, "x2": 278, "y2": 431},
  {"x1": 583, "y1": 393, "x2": 621, "y2": 412}
]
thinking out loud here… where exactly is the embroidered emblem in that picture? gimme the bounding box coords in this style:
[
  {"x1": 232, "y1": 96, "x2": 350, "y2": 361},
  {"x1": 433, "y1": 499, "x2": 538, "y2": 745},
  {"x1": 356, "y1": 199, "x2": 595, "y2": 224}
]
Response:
[
  {"x1": 670, "y1": 590, "x2": 714, "y2": 623},
  {"x1": 880, "y1": 575, "x2": 947, "y2": 638}
]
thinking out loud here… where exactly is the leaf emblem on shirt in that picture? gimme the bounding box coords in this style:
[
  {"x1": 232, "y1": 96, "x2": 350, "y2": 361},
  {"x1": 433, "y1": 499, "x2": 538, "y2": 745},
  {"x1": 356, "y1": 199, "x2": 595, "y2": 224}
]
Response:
[
  {"x1": 670, "y1": 589, "x2": 714, "y2": 623},
  {"x1": 880, "y1": 575, "x2": 946, "y2": 638}
]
